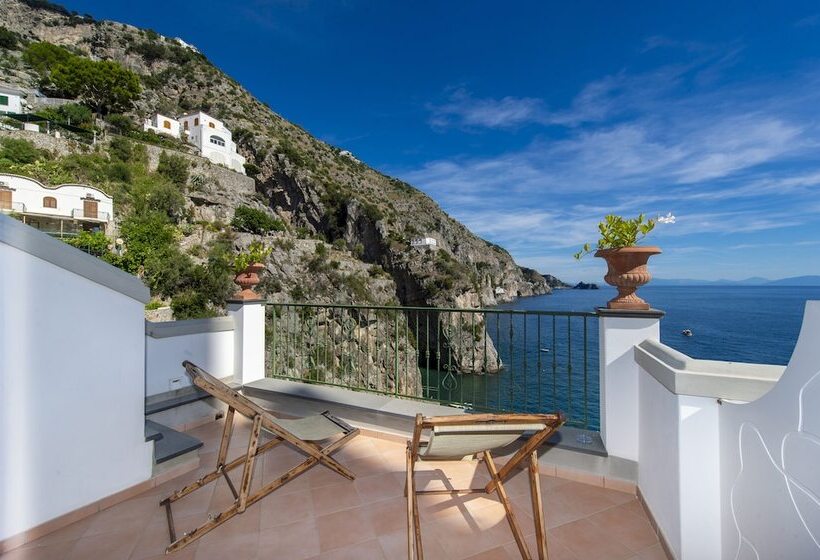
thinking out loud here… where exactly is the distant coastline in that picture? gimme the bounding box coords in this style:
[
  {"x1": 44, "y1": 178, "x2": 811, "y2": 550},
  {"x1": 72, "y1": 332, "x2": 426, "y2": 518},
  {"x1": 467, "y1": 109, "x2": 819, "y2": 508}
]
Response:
[{"x1": 650, "y1": 275, "x2": 820, "y2": 287}]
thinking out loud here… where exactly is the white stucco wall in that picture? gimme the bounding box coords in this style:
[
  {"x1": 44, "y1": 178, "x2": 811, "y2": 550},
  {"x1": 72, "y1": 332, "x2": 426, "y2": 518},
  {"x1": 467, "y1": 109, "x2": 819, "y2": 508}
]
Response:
[
  {"x1": 178, "y1": 112, "x2": 246, "y2": 174},
  {"x1": 0, "y1": 174, "x2": 114, "y2": 222},
  {"x1": 719, "y1": 301, "x2": 820, "y2": 559},
  {"x1": 599, "y1": 313, "x2": 660, "y2": 461},
  {"x1": 0, "y1": 218, "x2": 152, "y2": 541},
  {"x1": 0, "y1": 92, "x2": 23, "y2": 114},
  {"x1": 638, "y1": 366, "x2": 722, "y2": 559},
  {"x1": 143, "y1": 113, "x2": 181, "y2": 139},
  {"x1": 145, "y1": 322, "x2": 235, "y2": 397}
]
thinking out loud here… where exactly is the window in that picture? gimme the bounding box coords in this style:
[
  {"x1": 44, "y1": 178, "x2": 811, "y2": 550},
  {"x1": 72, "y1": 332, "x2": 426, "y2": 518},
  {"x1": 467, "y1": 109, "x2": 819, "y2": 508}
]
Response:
[
  {"x1": 209, "y1": 135, "x2": 225, "y2": 147},
  {"x1": 183, "y1": 121, "x2": 189, "y2": 129},
  {"x1": 208, "y1": 122, "x2": 215, "y2": 128},
  {"x1": 43, "y1": 196, "x2": 57, "y2": 208},
  {"x1": 194, "y1": 117, "x2": 199, "y2": 126},
  {"x1": 163, "y1": 120, "x2": 171, "y2": 129},
  {"x1": 0, "y1": 95, "x2": 8, "y2": 106}
]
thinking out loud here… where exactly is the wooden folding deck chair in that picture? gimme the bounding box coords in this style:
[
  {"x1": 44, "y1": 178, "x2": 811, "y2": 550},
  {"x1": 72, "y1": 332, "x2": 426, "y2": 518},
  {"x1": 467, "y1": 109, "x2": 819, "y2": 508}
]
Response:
[
  {"x1": 406, "y1": 412, "x2": 565, "y2": 560},
  {"x1": 160, "y1": 361, "x2": 360, "y2": 553}
]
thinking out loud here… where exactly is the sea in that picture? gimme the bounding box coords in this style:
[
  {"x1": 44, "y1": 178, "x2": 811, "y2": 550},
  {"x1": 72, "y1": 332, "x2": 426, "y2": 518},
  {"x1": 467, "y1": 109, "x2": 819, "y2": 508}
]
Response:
[{"x1": 427, "y1": 286, "x2": 820, "y2": 431}]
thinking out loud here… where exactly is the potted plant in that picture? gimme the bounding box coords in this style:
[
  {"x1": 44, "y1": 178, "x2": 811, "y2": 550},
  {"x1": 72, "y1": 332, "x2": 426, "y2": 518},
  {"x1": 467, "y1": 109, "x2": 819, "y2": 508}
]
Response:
[
  {"x1": 232, "y1": 241, "x2": 272, "y2": 301},
  {"x1": 574, "y1": 214, "x2": 661, "y2": 310}
]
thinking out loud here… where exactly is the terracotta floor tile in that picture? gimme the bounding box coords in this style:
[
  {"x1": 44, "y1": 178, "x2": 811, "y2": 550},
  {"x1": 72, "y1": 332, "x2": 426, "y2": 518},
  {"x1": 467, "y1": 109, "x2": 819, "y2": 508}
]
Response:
[
  {"x1": 636, "y1": 543, "x2": 670, "y2": 560},
  {"x1": 67, "y1": 528, "x2": 142, "y2": 560},
  {"x1": 587, "y1": 502, "x2": 659, "y2": 552},
  {"x1": 310, "y1": 538, "x2": 386, "y2": 560},
  {"x1": 84, "y1": 495, "x2": 159, "y2": 536},
  {"x1": 259, "y1": 488, "x2": 315, "y2": 528},
  {"x1": 377, "y1": 528, "x2": 449, "y2": 560},
  {"x1": 21, "y1": 517, "x2": 92, "y2": 548},
  {"x1": 2, "y1": 432, "x2": 663, "y2": 560},
  {"x1": 503, "y1": 535, "x2": 578, "y2": 560},
  {"x1": 361, "y1": 496, "x2": 408, "y2": 535},
  {"x1": 311, "y1": 481, "x2": 362, "y2": 516},
  {"x1": 315, "y1": 507, "x2": 376, "y2": 552},
  {"x1": 257, "y1": 518, "x2": 321, "y2": 560},
  {"x1": 1, "y1": 540, "x2": 80, "y2": 560},
  {"x1": 464, "y1": 546, "x2": 518, "y2": 559},
  {"x1": 550, "y1": 518, "x2": 634, "y2": 560},
  {"x1": 354, "y1": 472, "x2": 405, "y2": 504}
]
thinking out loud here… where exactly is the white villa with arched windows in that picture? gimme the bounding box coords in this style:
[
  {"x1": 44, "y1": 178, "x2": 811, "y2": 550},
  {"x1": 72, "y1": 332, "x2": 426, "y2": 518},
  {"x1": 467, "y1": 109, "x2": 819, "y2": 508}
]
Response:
[
  {"x1": 0, "y1": 174, "x2": 113, "y2": 237},
  {"x1": 143, "y1": 113, "x2": 182, "y2": 139},
  {"x1": 142, "y1": 110, "x2": 247, "y2": 174}
]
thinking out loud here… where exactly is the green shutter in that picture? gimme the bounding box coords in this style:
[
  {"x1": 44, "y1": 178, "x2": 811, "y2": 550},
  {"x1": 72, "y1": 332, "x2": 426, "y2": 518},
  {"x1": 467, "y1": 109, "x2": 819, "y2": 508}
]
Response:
[{"x1": 0, "y1": 95, "x2": 8, "y2": 106}]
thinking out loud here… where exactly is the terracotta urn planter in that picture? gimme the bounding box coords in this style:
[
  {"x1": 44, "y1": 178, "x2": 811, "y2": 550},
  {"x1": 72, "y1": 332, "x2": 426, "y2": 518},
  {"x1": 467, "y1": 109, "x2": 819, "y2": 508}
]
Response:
[
  {"x1": 595, "y1": 246, "x2": 661, "y2": 310},
  {"x1": 232, "y1": 262, "x2": 266, "y2": 301}
]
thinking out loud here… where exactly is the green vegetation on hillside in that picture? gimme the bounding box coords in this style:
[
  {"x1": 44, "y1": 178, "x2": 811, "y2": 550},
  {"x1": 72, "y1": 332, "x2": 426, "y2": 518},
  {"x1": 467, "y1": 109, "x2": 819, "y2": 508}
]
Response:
[
  {"x1": 0, "y1": 137, "x2": 235, "y2": 319},
  {"x1": 24, "y1": 41, "x2": 141, "y2": 115}
]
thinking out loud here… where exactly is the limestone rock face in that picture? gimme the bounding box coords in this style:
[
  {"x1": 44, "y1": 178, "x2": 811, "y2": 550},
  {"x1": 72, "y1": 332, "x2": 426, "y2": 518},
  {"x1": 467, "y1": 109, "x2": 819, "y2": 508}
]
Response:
[{"x1": 1, "y1": 1, "x2": 553, "y2": 376}]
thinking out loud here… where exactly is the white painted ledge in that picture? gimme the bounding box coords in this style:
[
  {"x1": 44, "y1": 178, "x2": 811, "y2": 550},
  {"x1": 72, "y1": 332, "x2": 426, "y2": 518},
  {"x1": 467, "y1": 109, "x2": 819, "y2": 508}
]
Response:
[{"x1": 634, "y1": 339, "x2": 784, "y2": 401}]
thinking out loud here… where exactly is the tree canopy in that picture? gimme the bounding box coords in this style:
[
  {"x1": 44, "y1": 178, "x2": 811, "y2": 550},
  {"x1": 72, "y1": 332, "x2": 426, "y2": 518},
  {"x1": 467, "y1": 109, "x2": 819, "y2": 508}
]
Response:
[{"x1": 49, "y1": 57, "x2": 141, "y2": 115}]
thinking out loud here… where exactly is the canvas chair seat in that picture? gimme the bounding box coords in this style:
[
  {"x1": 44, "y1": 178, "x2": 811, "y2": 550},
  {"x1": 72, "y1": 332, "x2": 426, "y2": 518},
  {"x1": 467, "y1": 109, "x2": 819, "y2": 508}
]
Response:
[
  {"x1": 419, "y1": 423, "x2": 547, "y2": 459},
  {"x1": 269, "y1": 415, "x2": 349, "y2": 442},
  {"x1": 159, "y1": 361, "x2": 359, "y2": 553},
  {"x1": 406, "y1": 413, "x2": 564, "y2": 560}
]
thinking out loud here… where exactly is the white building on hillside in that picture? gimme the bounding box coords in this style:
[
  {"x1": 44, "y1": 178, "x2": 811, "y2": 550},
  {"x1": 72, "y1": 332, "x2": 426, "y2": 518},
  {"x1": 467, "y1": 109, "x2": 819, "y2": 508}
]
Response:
[
  {"x1": 0, "y1": 174, "x2": 114, "y2": 237},
  {"x1": 177, "y1": 111, "x2": 246, "y2": 174},
  {"x1": 143, "y1": 113, "x2": 182, "y2": 139},
  {"x1": 410, "y1": 236, "x2": 438, "y2": 248},
  {"x1": 0, "y1": 85, "x2": 24, "y2": 114}
]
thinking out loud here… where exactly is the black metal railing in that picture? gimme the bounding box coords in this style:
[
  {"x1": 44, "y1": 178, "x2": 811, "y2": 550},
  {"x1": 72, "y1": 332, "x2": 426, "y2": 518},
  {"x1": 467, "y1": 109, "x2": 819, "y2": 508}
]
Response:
[{"x1": 265, "y1": 303, "x2": 599, "y2": 429}]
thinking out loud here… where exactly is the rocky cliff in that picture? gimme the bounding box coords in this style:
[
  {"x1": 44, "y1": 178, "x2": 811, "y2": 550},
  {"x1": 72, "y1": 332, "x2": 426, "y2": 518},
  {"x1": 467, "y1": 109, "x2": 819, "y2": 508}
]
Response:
[{"x1": 0, "y1": 0, "x2": 550, "y2": 377}]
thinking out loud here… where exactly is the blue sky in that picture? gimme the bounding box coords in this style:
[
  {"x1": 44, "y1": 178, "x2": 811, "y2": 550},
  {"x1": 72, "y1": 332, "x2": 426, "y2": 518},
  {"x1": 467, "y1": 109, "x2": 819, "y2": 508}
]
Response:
[{"x1": 67, "y1": 0, "x2": 820, "y2": 282}]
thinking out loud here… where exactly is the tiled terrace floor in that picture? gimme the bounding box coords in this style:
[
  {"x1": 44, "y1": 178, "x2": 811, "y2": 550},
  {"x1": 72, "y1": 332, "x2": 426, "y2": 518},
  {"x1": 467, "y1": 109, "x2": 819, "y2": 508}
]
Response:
[{"x1": 9, "y1": 418, "x2": 668, "y2": 560}]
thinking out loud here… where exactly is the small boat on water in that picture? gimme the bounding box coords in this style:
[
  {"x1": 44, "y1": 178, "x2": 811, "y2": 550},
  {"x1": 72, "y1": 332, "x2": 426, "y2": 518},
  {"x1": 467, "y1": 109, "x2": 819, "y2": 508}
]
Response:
[
  {"x1": 540, "y1": 348, "x2": 550, "y2": 353},
  {"x1": 682, "y1": 329, "x2": 693, "y2": 337}
]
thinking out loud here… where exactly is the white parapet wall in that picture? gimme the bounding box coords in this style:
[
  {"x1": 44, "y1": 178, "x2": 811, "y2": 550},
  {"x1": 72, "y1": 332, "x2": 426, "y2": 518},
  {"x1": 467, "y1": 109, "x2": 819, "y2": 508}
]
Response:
[
  {"x1": 0, "y1": 214, "x2": 153, "y2": 543},
  {"x1": 625, "y1": 319, "x2": 790, "y2": 559},
  {"x1": 719, "y1": 301, "x2": 820, "y2": 559},
  {"x1": 145, "y1": 317, "x2": 236, "y2": 397}
]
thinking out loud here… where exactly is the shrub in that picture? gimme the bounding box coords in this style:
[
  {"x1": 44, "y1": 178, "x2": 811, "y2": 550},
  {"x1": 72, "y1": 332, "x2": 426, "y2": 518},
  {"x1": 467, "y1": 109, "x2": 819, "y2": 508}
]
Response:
[
  {"x1": 106, "y1": 114, "x2": 133, "y2": 134},
  {"x1": 157, "y1": 151, "x2": 188, "y2": 187},
  {"x1": 106, "y1": 161, "x2": 131, "y2": 182},
  {"x1": 130, "y1": 41, "x2": 167, "y2": 63},
  {"x1": 231, "y1": 205, "x2": 284, "y2": 234},
  {"x1": 145, "y1": 300, "x2": 163, "y2": 310},
  {"x1": 108, "y1": 136, "x2": 133, "y2": 162},
  {"x1": 243, "y1": 162, "x2": 260, "y2": 177},
  {"x1": 0, "y1": 27, "x2": 19, "y2": 50},
  {"x1": 0, "y1": 138, "x2": 45, "y2": 164},
  {"x1": 23, "y1": 42, "x2": 73, "y2": 74},
  {"x1": 171, "y1": 290, "x2": 215, "y2": 320},
  {"x1": 66, "y1": 230, "x2": 110, "y2": 257},
  {"x1": 36, "y1": 102, "x2": 92, "y2": 128}
]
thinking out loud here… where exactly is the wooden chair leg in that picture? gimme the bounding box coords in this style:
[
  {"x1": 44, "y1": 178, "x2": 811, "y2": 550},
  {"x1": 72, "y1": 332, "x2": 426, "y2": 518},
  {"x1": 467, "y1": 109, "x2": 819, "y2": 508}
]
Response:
[
  {"x1": 237, "y1": 415, "x2": 262, "y2": 512},
  {"x1": 483, "y1": 451, "x2": 532, "y2": 560},
  {"x1": 528, "y1": 451, "x2": 549, "y2": 560},
  {"x1": 406, "y1": 444, "x2": 417, "y2": 560}
]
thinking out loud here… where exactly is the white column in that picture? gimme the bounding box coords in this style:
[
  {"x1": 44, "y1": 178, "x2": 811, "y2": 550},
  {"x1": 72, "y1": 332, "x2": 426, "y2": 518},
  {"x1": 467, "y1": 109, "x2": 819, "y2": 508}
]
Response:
[
  {"x1": 598, "y1": 309, "x2": 662, "y2": 461},
  {"x1": 227, "y1": 300, "x2": 266, "y2": 385},
  {"x1": 678, "y1": 395, "x2": 721, "y2": 559}
]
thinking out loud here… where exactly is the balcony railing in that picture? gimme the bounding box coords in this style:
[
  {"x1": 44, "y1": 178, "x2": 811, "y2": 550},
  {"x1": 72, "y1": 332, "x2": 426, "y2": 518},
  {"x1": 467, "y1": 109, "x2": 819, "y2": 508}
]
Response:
[
  {"x1": 72, "y1": 208, "x2": 110, "y2": 221},
  {"x1": 0, "y1": 201, "x2": 25, "y2": 213},
  {"x1": 266, "y1": 303, "x2": 599, "y2": 429}
]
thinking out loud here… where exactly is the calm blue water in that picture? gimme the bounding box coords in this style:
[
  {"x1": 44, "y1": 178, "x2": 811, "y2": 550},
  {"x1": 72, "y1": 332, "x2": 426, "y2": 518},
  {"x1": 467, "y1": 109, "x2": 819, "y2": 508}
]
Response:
[
  {"x1": 431, "y1": 286, "x2": 819, "y2": 430},
  {"x1": 514, "y1": 286, "x2": 820, "y2": 365}
]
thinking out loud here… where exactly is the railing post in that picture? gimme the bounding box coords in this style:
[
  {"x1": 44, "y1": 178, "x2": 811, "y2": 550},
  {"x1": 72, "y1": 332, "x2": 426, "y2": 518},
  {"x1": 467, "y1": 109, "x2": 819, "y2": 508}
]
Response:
[
  {"x1": 227, "y1": 298, "x2": 266, "y2": 386},
  {"x1": 597, "y1": 308, "x2": 664, "y2": 461}
]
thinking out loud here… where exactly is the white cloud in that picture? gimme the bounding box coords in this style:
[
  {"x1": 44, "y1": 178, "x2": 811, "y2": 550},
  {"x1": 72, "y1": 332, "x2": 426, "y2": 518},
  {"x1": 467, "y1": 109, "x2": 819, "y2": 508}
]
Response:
[{"x1": 427, "y1": 89, "x2": 550, "y2": 130}]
